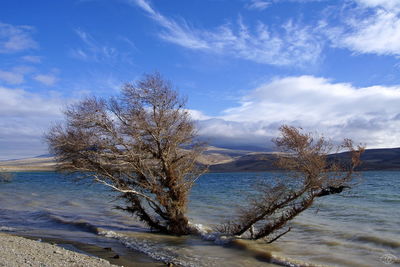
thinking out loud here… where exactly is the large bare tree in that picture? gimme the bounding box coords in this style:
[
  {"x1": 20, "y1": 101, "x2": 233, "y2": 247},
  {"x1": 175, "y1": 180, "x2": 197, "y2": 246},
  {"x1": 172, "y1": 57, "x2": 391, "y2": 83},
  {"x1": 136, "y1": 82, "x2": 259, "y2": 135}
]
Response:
[
  {"x1": 219, "y1": 125, "x2": 365, "y2": 242},
  {"x1": 46, "y1": 73, "x2": 205, "y2": 235},
  {"x1": 46, "y1": 72, "x2": 364, "y2": 240}
]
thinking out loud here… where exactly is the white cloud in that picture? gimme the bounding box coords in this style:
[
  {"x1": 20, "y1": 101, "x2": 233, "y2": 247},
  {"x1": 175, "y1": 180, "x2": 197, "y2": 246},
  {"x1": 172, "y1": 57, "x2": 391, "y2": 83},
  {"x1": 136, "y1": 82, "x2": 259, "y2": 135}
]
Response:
[
  {"x1": 129, "y1": 0, "x2": 400, "y2": 61},
  {"x1": 187, "y1": 109, "x2": 211, "y2": 121},
  {"x1": 196, "y1": 76, "x2": 400, "y2": 149},
  {"x1": 340, "y1": 9, "x2": 400, "y2": 55},
  {"x1": 130, "y1": 0, "x2": 209, "y2": 49},
  {"x1": 355, "y1": 0, "x2": 400, "y2": 10},
  {"x1": 323, "y1": 0, "x2": 400, "y2": 56},
  {"x1": 0, "y1": 86, "x2": 65, "y2": 160},
  {"x1": 0, "y1": 66, "x2": 35, "y2": 85},
  {"x1": 21, "y1": 55, "x2": 41, "y2": 63},
  {"x1": 246, "y1": 0, "x2": 271, "y2": 11},
  {"x1": 33, "y1": 74, "x2": 58, "y2": 86},
  {"x1": 197, "y1": 119, "x2": 276, "y2": 149},
  {"x1": 0, "y1": 87, "x2": 62, "y2": 118},
  {"x1": 0, "y1": 22, "x2": 38, "y2": 54},
  {"x1": 0, "y1": 70, "x2": 24, "y2": 84},
  {"x1": 130, "y1": 0, "x2": 323, "y2": 66}
]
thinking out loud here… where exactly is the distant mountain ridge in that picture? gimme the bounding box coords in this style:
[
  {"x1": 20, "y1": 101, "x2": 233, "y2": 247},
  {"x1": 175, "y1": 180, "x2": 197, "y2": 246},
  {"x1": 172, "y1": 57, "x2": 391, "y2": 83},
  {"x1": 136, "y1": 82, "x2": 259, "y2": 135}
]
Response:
[
  {"x1": 208, "y1": 147, "x2": 400, "y2": 172},
  {"x1": 339, "y1": 147, "x2": 400, "y2": 171},
  {"x1": 1, "y1": 147, "x2": 400, "y2": 172}
]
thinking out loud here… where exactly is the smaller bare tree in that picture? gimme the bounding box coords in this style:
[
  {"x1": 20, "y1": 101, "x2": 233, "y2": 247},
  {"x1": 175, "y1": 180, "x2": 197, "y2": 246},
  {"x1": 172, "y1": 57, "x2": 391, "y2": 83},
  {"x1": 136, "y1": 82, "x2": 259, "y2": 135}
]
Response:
[
  {"x1": 46, "y1": 73, "x2": 206, "y2": 235},
  {"x1": 220, "y1": 125, "x2": 365, "y2": 242}
]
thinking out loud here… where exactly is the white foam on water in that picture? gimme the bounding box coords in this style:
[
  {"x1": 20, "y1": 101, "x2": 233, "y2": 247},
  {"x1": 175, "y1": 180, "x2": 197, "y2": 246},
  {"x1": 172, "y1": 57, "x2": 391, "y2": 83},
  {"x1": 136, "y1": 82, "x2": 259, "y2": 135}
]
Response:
[
  {"x1": 188, "y1": 222, "x2": 326, "y2": 267},
  {"x1": 188, "y1": 222, "x2": 232, "y2": 245},
  {"x1": 99, "y1": 230, "x2": 203, "y2": 266},
  {"x1": 98, "y1": 223, "x2": 317, "y2": 267}
]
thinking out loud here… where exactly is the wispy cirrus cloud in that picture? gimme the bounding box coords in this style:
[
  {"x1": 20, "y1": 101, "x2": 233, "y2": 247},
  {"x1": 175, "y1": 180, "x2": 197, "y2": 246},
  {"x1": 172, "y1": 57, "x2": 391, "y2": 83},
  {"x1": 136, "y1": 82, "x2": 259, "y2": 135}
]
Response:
[
  {"x1": 131, "y1": 0, "x2": 400, "y2": 63},
  {"x1": 130, "y1": 0, "x2": 209, "y2": 49},
  {"x1": 341, "y1": 10, "x2": 400, "y2": 55},
  {"x1": 129, "y1": 0, "x2": 323, "y2": 66},
  {"x1": 323, "y1": 0, "x2": 400, "y2": 56},
  {"x1": 71, "y1": 29, "x2": 136, "y2": 66},
  {"x1": 71, "y1": 29, "x2": 119, "y2": 62},
  {"x1": 355, "y1": 0, "x2": 400, "y2": 10},
  {"x1": 245, "y1": 0, "x2": 271, "y2": 11},
  {"x1": 0, "y1": 22, "x2": 38, "y2": 54}
]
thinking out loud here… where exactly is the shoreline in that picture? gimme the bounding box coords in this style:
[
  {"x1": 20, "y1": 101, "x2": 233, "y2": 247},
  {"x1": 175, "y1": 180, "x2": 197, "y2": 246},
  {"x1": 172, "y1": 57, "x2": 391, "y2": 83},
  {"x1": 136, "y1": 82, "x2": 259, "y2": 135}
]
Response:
[
  {"x1": 2, "y1": 167, "x2": 400, "y2": 173},
  {"x1": 0, "y1": 232, "x2": 164, "y2": 267}
]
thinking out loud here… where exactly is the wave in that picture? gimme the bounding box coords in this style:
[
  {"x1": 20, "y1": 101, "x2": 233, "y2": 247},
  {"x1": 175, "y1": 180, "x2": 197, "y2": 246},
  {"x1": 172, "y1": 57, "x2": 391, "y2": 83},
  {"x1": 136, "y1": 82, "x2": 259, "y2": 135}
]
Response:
[
  {"x1": 23, "y1": 210, "x2": 101, "y2": 235},
  {"x1": 99, "y1": 230, "x2": 201, "y2": 267},
  {"x1": 228, "y1": 238, "x2": 328, "y2": 267},
  {"x1": 354, "y1": 235, "x2": 400, "y2": 249},
  {"x1": 58, "y1": 200, "x2": 82, "y2": 207},
  {"x1": 46, "y1": 215, "x2": 100, "y2": 234},
  {"x1": 381, "y1": 199, "x2": 400, "y2": 204},
  {"x1": 0, "y1": 208, "x2": 140, "y2": 236},
  {"x1": 99, "y1": 223, "x2": 323, "y2": 267}
]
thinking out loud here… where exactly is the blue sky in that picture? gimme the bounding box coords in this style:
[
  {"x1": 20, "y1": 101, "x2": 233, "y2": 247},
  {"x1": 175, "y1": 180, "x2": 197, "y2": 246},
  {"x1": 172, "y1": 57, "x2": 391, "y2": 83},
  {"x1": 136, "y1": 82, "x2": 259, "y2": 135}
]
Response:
[{"x1": 1, "y1": 0, "x2": 400, "y2": 159}]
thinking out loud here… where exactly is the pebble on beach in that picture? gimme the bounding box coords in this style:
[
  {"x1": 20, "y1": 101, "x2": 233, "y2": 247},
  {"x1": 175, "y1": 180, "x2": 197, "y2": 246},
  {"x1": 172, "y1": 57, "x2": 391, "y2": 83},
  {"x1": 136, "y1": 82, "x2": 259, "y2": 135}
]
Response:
[{"x1": 0, "y1": 233, "x2": 119, "y2": 267}]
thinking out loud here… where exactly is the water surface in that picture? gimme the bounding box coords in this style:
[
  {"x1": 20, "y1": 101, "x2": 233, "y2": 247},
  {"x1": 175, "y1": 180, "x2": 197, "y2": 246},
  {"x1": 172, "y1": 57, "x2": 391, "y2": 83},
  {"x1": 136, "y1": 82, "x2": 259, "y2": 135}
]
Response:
[{"x1": 0, "y1": 171, "x2": 399, "y2": 266}]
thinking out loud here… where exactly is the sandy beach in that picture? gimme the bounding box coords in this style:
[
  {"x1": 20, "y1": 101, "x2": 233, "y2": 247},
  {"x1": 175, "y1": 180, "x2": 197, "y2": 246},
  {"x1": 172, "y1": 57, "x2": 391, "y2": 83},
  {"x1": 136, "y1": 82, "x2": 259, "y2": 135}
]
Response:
[{"x1": 0, "y1": 233, "x2": 120, "y2": 267}]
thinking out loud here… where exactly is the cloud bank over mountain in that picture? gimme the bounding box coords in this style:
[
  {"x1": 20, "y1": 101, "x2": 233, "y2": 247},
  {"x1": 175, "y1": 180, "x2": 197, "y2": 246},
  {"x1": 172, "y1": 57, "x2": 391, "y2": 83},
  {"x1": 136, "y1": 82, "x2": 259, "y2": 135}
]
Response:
[{"x1": 197, "y1": 76, "x2": 400, "y2": 150}]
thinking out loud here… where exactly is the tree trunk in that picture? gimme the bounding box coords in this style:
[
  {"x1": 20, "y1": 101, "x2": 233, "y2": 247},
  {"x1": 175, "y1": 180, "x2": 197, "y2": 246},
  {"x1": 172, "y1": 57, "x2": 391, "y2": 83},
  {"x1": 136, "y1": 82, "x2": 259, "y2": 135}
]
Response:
[{"x1": 167, "y1": 211, "x2": 190, "y2": 235}]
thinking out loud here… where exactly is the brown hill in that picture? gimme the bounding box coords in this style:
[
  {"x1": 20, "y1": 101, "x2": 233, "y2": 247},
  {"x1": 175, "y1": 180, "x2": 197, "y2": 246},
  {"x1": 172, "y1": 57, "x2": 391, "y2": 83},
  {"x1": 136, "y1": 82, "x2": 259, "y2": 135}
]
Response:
[{"x1": 1, "y1": 147, "x2": 399, "y2": 172}]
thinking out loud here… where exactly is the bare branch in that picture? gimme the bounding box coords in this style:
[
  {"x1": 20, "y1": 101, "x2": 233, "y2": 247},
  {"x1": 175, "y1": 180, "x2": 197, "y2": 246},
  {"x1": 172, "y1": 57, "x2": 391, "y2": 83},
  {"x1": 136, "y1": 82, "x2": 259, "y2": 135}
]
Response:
[
  {"x1": 267, "y1": 227, "x2": 291, "y2": 244},
  {"x1": 93, "y1": 177, "x2": 161, "y2": 208},
  {"x1": 222, "y1": 125, "x2": 365, "y2": 242}
]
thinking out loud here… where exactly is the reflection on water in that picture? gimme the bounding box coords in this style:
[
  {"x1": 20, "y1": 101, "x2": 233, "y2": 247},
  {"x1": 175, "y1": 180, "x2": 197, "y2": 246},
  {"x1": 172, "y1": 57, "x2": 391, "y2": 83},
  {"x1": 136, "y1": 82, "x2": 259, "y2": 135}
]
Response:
[{"x1": 0, "y1": 171, "x2": 399, "y2": 266}]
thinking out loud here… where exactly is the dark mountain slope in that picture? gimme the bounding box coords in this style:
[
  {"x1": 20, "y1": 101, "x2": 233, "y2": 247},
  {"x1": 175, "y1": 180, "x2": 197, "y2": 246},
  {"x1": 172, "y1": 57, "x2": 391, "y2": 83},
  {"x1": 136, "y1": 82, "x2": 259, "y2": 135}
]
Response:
[{"x1": 209, "y1": 148, "x2": 400, "y2": 172}]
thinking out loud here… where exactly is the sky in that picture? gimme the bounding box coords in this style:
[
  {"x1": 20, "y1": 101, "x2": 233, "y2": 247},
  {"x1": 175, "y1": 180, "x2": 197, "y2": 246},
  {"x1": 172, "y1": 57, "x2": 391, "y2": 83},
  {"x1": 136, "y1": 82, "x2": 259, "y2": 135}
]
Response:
[{"x1": 1, "y1": 0, "x2": 400, "y2": 159}]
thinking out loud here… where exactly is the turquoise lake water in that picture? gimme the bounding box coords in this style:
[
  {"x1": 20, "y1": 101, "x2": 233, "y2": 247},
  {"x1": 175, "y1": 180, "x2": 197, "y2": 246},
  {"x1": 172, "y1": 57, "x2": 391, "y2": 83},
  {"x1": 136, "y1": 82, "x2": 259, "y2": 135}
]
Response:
[{"x1": 0, "y1": 171, "x2": 399, "y2": 266}]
